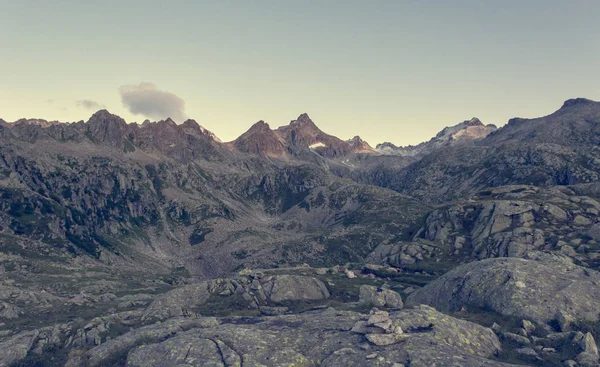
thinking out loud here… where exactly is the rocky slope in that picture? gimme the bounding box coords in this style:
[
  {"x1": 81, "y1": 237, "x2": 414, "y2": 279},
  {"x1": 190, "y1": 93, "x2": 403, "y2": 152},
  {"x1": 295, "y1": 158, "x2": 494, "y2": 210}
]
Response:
[{"x1": 361, "y1": 99, "x2": 600, "y2": 203}]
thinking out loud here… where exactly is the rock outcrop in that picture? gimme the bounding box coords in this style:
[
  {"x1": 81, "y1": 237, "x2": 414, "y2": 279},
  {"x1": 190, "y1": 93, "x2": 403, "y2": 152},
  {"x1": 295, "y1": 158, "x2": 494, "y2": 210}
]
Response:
[
  {"x1": 142, "y1": 274, "x2": 330, "y2": 320},
  {"x1": 406, "y1": 254, "x2": 600, "y2": 325}
]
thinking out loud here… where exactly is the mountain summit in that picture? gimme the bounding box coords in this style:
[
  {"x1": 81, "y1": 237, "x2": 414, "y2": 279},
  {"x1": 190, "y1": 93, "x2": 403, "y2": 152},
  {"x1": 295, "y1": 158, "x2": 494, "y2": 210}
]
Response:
[
  {"x1": 275, "y1": 114, "x2": 353, "y2": 158},
  {"x1": 233, "y1": 120, "x2": 286, "y2": 157},
  {"x1": 376, "y1": 117, "x2": 497, "y2": 156}
]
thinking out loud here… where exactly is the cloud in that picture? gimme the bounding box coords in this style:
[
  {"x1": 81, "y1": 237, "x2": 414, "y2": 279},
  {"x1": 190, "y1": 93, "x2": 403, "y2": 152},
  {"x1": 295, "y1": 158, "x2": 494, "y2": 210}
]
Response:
[
  {"x1": 119, "y1": 82, "x2": 187, "y2": 122},
  {"x1": 75, "y1": 99, "x2": 106, "y2": 110}
]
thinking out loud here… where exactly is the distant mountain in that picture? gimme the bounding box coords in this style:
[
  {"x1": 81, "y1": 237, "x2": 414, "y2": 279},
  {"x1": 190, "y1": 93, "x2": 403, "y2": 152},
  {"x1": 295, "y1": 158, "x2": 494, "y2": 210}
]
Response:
[
  {"x1": 274, "y1": 113, "x2": 353, "y2": 158},
  {"x1": 347, "y1": 135, "x2": 376, "y2": 154},
  {"x1": 0, "y1": 109, "x2": 427, "y2": 280},
  {"x1": 232, "y1": 120, "x2": 286, "y2": 157},
  {"x1": 376, "y1": 117, "x2": 497, "y2": 157},
  {"x1": 364, "y1": 98, "x2": 600, "y2": 203}
]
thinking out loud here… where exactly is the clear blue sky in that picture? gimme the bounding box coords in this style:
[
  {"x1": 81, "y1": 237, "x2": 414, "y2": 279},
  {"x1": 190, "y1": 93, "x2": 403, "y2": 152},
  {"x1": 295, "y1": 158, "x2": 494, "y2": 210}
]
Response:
[{"x1": 1, "y1": 0, "x2": 599, "y2": 145}]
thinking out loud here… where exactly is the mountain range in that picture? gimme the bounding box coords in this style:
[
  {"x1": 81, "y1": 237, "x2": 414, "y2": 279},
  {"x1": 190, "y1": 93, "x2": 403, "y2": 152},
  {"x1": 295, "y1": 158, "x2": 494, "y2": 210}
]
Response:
[{"x1": 2, "y1": 98, "x2": 600, "y2": 366}]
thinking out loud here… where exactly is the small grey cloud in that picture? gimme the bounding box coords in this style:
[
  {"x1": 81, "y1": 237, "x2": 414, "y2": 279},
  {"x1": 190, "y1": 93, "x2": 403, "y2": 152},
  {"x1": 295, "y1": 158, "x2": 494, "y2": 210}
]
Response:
[
  {"x1": 75, "y1": 99, "x2": 106, "y2": 110},
  {"x1": 119, "y1": 82, "x2": 186, "y2": 122}
]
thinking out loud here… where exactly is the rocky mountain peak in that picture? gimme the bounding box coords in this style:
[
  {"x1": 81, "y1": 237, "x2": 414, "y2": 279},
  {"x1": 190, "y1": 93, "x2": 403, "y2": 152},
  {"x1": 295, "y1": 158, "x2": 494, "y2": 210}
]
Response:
[
  {"x1": 348, "y1": 135, "x2": 363, "y2": 144},
  {"x1": 180, "y1": 119, "x2": 221, "y2": 142},
  {"x1": 377, "y1": 117, "x2": 496, "y2": 157},
  {"x1": 86, "y1": 109, "x2": 128, "y2": 146},
  {"x1": 89, "y1": 109, "x2": 120, "y2": 122},
  {"x1": 233, "y1": 120, "x2": 285, "y2": 157},
  {"x1": 13, "y1": 118, "x2": 61, "y2": 128},
  {"x1": 347, "y1": 135, "x2": 375, "y2": 154},
  {"x1": 248, "y1": 120, "x2": 271, "y2": 132},
  {"x1": 181, "y1": 119, "x2": 200, "y2": 129},
  {"x1": 561, "y1": 98, "x2": 595, "y2": 109},
  {"x1": 287, "y1": 113, "x2": 320, "y2": 132},
  {"x1": 464, "y1": 117, "x2": 484, "y2": 127},
  {"x1": 434, "y1": 117, "x2": 496, "y2": 140},
  {"x1": 163, "y1": 117, "x2": 177, "y2": 125}
]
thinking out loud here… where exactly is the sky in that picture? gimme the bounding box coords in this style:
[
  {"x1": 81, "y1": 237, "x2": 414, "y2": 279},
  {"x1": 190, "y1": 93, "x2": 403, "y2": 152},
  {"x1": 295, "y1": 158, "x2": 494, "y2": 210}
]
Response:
[{"x1": 1, "y1": 0, "x2": 599, "y2": 146}]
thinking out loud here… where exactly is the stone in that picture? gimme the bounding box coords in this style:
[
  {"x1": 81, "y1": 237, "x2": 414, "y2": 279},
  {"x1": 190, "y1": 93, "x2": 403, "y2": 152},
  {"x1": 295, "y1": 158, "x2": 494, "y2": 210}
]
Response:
[
  {"x1": 557, "y1": 310, "x2": 574, "y2": 332},
  {"x1": 574, "y1": 215, "x2": 592, "y2": 226},
  {"x1": 367, "y1": 310, "x2": 389, "y2": 325},
  {"x1": 522, "y1": 320, "x2": 535, "y2": 334},
  {"x1": 502, "y1": 332, "x2": 531, "y2": 346},
  {"x1": 315, "y1": 268, "x2": 328, "y2": 275},
  {"x1": 515, "y1": 347, "x2": 538, "y2": 358},
  {"x1": 359, "y1": 285, "x2": 403, "y2": 309},
  {"x1": 574, "y1": 332, "x2": 599, "y2": 366},
  {"x1": 365, "y1": 333, "x2": 408, "y2": 346}
]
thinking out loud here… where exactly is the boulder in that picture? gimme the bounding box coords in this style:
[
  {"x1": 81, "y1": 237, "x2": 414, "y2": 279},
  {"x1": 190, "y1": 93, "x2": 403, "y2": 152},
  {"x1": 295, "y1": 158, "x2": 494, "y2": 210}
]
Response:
[
  {"x1": 0, "y1": 330, "x2": 39, "y2": 367},
  {"x1": 264, "y1": 275, "x2": 330, "y2": 303},
  {"x1": 359, "y1": 285, "x2": 403, "y2": 309},
  {"x1": 142, "y1": 274, "x2": 330, "y2": 320},
  {"x1": 406, "y1": 255, "x2": 600, "y2": 324}
]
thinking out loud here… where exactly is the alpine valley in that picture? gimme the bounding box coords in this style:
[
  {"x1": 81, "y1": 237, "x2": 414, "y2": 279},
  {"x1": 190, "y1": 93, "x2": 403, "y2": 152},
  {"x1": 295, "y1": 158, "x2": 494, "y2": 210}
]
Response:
[{"x1": 2, "y1": 98, "x2": 600, "y2": 366}]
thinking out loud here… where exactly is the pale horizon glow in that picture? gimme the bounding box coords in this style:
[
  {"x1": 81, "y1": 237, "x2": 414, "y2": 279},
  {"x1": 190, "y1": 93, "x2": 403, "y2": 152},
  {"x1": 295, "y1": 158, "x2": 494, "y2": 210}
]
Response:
[{"x1": 1, "y1": 1, "x2": 599, "y2": 146}]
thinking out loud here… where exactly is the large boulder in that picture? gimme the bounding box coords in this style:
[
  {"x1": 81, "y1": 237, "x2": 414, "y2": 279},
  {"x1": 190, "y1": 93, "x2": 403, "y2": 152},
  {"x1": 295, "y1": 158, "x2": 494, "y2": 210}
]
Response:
[
  {"x1": 263, "y1": 274, "x2": 330, "y2": 303},
  {"x1": 142, "y1": 274, "x2": 330, "y2": 320},
  {"x1": 406, "y1": 253, "x2": 600, "y2": 325},
  {"x1": 0, "y1": 330, "x2": 39, "y2": 367}
]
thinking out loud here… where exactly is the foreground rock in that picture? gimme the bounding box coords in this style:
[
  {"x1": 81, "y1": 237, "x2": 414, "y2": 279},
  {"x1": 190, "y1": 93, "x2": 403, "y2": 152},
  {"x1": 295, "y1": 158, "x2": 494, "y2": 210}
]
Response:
[
  {"x1": 58, "y1": 305, "x2": 514, "y2": 367},
  {"x1": 406, "y1": 253, "x2": 600, "y2": 326}
]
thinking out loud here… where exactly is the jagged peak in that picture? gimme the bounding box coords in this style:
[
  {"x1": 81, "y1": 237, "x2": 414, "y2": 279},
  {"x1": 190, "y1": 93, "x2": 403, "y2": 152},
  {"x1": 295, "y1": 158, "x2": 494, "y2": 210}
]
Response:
[
  {"x1": 236, "y1": 120, "x2": 276, "y2": 141},
  {"x1": 347, "y1": 136, "x2": 369, "y2": 146},
  {"x1": 376, "y1": 142, "x2": 398, "y2": 149},
  {"x1": 181, "y1": 119, "x2": 221, "y2": 142},
  {"x1": 163, "y1": 117, "x2": 177, "y2": 125},
  {"x1": 249, "y1": 120, "x2": 271, "y2": 131},
  {"x1": 89, "y1": 109, "x2": 119, "y2": 120},
  {"x1": 288, "y1": 113, "x2": 318, "y2": 129},
  {"x1": 296, "y1": 113, "x2": 311, "y2": 122},
  {"x1": 12, "y1": 118, "x2": 62, "y2": 128},
  {"x1": 87, "y1": 110, "x2": 127, "y2": 129},
  {"x1": 464, "y1": 117, "x2": 484, "y2": 127}
]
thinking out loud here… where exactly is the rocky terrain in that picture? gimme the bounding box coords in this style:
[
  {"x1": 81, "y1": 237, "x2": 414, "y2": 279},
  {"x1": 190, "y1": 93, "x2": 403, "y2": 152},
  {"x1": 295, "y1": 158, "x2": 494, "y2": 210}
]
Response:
[{"x1": 2, "y1": 98, "x2": 600, "y2": 366}]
